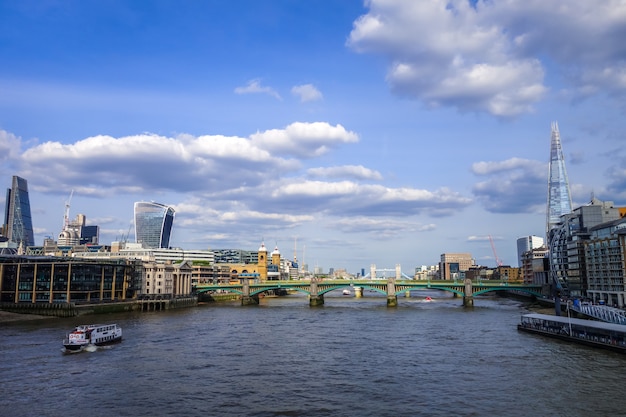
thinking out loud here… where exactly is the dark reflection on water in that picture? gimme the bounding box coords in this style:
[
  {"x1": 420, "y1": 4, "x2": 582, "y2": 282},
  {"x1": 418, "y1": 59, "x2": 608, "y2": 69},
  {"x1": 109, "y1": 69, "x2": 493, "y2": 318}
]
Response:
[{"x1": 1, "y1": 292, "x2": 625, "y2": 416}]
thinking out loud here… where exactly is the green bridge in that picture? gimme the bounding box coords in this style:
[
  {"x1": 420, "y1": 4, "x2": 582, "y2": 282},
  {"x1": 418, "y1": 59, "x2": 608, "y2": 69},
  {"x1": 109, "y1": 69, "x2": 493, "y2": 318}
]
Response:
[{"x1": 194, "y1": 278, "x2": 546, "y2": 307}]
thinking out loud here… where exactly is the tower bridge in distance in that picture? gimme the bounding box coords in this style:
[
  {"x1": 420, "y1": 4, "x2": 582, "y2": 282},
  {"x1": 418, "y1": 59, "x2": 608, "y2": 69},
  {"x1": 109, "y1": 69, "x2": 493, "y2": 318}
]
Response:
[{"x1": 194, "y1": 278, "x2": 545, "y2": 308}]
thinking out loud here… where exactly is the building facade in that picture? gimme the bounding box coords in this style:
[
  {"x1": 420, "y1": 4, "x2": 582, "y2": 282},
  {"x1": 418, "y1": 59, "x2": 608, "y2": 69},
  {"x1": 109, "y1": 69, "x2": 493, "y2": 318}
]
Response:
[
  {"x1": 142, "y1": 260, "x2": 193, "y2": 298},
  {"x1": 0, "y1": 255, "x2": 138, "y2": 303},
  {"x1": 520, "y1": 246, "x2": 549, "y2": 284},
  {"x1": 438, "y1": 253, "x2": 474, "y2": 280},
  {"x1": 134, "y1": 201, "x2": 175, "y2": 249},
  {"x1": 517, "y1": 235, "x2": 544, "y2": 268},
  {"x1": 548, "y1": 198, "x2": 624, "y2": 296},
  {"x1": 3, "y1": 176, "x2": 35, "y2": 248},
  {"x1": 584, "y1": 217, "x2": 626, "y2": 307}
]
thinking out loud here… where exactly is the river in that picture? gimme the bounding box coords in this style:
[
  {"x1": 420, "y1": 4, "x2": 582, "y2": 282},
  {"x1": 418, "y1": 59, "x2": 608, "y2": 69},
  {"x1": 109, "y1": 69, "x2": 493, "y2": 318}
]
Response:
[{"x1": 1, "y1": 290, "x2": 624, "y2": 416}]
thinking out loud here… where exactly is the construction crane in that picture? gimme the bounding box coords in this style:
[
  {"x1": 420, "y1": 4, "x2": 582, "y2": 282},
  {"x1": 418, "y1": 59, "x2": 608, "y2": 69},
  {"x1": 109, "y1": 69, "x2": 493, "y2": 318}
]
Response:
[
  {"x1": 489, "y1": 235, "x2": 503, "y2": 267},
  {"x1": 63, "y1": 190, "x2": 74, "y2": 230}
]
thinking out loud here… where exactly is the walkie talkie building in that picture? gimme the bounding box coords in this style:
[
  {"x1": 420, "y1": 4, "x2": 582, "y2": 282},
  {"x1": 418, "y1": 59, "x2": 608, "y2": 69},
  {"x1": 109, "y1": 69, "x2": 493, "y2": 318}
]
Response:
[{"x1": 134, "y1": 201, "x2": 175, "y2": 249}]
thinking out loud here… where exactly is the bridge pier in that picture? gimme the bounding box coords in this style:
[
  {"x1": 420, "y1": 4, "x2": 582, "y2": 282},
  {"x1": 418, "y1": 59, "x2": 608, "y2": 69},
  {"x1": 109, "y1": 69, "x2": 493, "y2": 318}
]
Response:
[
  {"x1": 387, "y1": 278, "x2": 397, "y2": 308},
  {"x1": 309, "y1": 278, "x2": 324, "y2": 307},
  {"x1": 241, "y1": 295, "x2": 259, "y2": 306},
  {"x1": 354, "y1": 287, "x2": 363, "y2": 298},
  {"x1": 309, "y1": 295, "x2": 324, "y2": 307},
  {"x1": 463, "y1": 296, "x2": 474, "y2": 307},
  {"x1": 241, "y1": 278, "x2": 259, "y2": 306},
  {"x1": 463, "y1": 278, "x2": 474, "y2": 308}
]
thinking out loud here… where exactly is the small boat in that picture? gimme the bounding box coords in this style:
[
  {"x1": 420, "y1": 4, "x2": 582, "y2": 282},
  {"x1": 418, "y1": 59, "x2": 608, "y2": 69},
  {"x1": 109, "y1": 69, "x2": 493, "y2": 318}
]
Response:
[
  {"x1": 63, "y1": 324, "x2": 122, "y2": 352},
  {"x1": 518, "y1": 313, "x2": 626, "y2": 353},
  {"x1": 342, "y1": 289, "x2": 351, "y2": 296},
  {"x1": 424, "y1": 296, "x2": 433, "y2": 302}
]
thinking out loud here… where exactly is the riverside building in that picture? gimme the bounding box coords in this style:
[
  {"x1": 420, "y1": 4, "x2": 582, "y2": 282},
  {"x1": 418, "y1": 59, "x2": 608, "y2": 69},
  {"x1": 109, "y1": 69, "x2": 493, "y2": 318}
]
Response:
[{"x1": 438, "y1": 253, "x2": 475, "y2": 280}]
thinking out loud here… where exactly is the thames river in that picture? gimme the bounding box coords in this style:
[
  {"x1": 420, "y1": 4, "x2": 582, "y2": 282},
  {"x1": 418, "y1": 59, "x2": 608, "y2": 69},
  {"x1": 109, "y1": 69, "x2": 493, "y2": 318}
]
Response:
[{"x1": 1, "y1": 291, "x2": 624, "y2": 416}]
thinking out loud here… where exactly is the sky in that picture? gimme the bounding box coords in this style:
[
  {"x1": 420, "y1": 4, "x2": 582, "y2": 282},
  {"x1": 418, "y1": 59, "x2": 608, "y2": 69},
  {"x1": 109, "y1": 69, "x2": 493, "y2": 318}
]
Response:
[{"x1": 1, "y1": 0, "x2": 625, "y2": 274}]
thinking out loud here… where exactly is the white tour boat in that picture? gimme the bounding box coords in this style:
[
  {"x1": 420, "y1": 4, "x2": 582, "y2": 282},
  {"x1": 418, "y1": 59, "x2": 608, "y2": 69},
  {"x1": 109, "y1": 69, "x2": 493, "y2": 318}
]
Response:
[{"x1": 63, "y1": 323, "x2": 122, "y2": 351}]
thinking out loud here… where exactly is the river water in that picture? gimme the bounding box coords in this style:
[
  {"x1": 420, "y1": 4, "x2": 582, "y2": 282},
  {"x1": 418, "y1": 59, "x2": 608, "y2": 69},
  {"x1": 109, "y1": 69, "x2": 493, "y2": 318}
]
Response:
[{"x1": 1, "y1": 290, "x2": 624, "y2": 417}]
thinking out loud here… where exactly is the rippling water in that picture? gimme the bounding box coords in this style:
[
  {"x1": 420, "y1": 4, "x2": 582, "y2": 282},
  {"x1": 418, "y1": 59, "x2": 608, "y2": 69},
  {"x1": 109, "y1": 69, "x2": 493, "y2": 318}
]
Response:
[{"x1": 1, "y1": 291, "x2": 625, "y2": 416}]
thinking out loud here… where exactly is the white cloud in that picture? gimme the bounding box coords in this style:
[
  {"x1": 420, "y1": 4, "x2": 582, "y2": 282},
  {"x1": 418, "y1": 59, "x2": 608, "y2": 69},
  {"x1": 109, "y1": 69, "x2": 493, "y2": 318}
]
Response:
[
  {"x1": 471, "y1": 157, "x2": 546, "y2": 213},
  {"x1": 234, "y1": 79, "x2": 282, "y2": 100},
  {"x1": 348, "y1": 0, "x2": 626, "y2": 116},
  {"x1": 251, "y1": 122, "x2": 359, "y2": 158},
  {"x1": 307, "y1": 165, "x2": 382, "y2": 181},
  {"x1": 291, "y1": 84, "x2": 323, "y2": 102},
  {"x1": 0, "y1": 129, "x2": 21, "y2": 165}
]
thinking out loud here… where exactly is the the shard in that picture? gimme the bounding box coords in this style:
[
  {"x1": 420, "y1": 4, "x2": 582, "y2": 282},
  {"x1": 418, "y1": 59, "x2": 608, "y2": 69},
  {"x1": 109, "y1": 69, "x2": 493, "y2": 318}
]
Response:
[{"x1": 546, "y1": 121, "x2": 572, "y2": 236}]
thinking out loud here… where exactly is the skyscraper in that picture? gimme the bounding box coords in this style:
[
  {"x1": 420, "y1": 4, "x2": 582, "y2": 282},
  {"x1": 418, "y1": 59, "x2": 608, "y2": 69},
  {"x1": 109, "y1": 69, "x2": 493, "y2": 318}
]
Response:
[
  {"x1": 134, "y1": 201, "x2": 175, "y2": 249},
  {"x1": 3, "y1": 176, "x2": 35, "y2": 247},
  {"x1": 546, "y1": 121, "x2": 573, "y2": 236},
  {"x1": 516, "y1": 235, "x2": 544, "y2": 267},
  {"x1": 545, "y1": 122, "x2": 573, "y2": 295}
]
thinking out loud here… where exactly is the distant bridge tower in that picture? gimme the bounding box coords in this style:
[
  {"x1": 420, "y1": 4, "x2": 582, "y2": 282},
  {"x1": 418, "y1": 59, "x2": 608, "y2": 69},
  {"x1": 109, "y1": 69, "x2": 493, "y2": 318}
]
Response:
[
  {"x1": 546, "y1": 121, "x2": 573, "y2": 236},
  {"x1": 370, "y1": 264, "x2": 376, "y2": 279}
]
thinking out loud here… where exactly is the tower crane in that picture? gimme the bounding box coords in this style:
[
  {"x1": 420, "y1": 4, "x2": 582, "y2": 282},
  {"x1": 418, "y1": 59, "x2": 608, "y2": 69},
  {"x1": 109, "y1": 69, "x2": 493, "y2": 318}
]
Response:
[
  {"x1": 63, "y1": 190, "x2": 74, "y2": 230},
  {"x1": 489, "y1": 235, "x2": 503, "y2": 267}
]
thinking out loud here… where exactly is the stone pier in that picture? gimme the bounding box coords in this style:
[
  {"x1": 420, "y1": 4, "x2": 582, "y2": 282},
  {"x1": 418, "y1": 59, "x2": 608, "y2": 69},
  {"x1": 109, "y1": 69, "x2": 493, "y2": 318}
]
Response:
[
  {"x1": 463, "y1": 278, "x2": 474, "y2": 307},
  {"x1": 309, "y1": 278, "x2": 324, "y2": 307},
  {"x1": 241, "y1": 279, "x2": 260, "y2": 306},
  {"x1": 387, "y1": 278, "x2": 397, "y2": 307}
]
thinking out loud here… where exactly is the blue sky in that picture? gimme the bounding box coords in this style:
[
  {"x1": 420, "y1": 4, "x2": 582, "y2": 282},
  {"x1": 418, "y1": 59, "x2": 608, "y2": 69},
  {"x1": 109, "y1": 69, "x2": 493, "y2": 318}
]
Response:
[{"x1": 1, "y1": 0, "x2": 625, "y2": 274}]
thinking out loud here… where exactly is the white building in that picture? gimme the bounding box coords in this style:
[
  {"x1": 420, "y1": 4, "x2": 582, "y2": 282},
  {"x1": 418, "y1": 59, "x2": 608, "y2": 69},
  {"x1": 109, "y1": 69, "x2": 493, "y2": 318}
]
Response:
[{"x1": 516, "y1": 235, "x2": 544, "y2": 267}]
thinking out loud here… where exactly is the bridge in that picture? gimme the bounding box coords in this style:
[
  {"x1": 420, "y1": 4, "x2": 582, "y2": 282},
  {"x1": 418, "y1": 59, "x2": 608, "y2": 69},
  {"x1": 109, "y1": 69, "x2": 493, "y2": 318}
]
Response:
[{"x1": 195, "y1": 278, "x2": 545, "y2": 307}]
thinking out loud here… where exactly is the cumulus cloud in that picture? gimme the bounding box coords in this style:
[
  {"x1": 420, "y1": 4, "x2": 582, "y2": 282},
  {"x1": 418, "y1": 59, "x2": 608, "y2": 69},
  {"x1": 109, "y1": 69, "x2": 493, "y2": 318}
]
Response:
[
  {"x1": 347, "y1": 0, "x2": 626, "y2": 116},
  {"x1": 307, "y1": 165, "x2": 382, "y2": 181},
  {"x1": 234, "y1": 79, "x2": 281, "y2": 100},
  {"x1": 331, "y1": 217, "x2": 436, "y2": 237},
  {"x1": 0, "y1": 129, "x2": 21, "y2": 165},
  {"x1": 251, "y1": 122, "x2": 359, "y2": 158},
  {"x1": 291, "y1": 84, "x2": 323, "y2": 102},
  {"x1": 471, "y1": 157, "x2": 546, "y2": 213},
  {"x1": 256, "y1": 180, "x2": 471, "y2": 217}
]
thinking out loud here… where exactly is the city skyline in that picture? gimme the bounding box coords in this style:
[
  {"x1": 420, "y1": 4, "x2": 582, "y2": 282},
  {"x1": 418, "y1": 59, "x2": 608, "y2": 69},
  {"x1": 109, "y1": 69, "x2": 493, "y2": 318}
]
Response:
[{"x1": 1, "y1": 1, "x2": 625, "y2": 272}]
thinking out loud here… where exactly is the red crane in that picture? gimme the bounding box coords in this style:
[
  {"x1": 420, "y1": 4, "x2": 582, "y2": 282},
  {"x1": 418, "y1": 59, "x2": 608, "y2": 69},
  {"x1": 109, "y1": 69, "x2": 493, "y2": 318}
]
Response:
[{"x1": 489, "y1": 235, "x2": 503, "y2": 267}]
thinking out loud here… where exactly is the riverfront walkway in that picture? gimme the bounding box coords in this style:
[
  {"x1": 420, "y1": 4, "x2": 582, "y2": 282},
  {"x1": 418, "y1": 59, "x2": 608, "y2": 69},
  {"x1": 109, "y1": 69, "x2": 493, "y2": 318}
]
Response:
[{"x1": 195, "y1": 278, "x2": 545, "y2": 307}]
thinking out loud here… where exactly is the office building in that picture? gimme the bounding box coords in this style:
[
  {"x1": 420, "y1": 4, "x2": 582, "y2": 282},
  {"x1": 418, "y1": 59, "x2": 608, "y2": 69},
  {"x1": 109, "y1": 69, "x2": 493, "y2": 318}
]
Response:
[
  {"x1": 3, "y1": 176, "x2": 35, "y2": 248},
  {"x1": 516, "y1": 235, "x2": 544, "y2": 267},
  {"x1": 585, "y1": 217, "x2": 626, "y2": 307},
  {"x1": 438, "y1": 253, "x2": 475, "y2": 280},
  {"x1": 549, "y1": 197, "x2": 623, "y2": 296},
  {"x1": 134, "y1": 201, "x2": 175, "y2": 249}
]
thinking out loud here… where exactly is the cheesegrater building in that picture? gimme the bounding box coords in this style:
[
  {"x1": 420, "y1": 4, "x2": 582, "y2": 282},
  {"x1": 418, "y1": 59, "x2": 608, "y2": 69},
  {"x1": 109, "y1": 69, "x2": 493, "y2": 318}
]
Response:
[
  {"x1": 3, "y1": 176, "x2": 35, "y2": 248},
  {"x1": 134, "y1": 202, "x2": 175, "y2": 249}
]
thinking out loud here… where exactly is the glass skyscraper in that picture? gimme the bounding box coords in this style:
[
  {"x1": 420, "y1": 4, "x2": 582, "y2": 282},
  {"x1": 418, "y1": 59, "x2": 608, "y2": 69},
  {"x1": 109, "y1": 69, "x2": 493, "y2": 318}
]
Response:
[
  {"x1": 134, "y1": 202, "x2": 175, "y2": 249},
  {"x1": 546, "y1": 121, "x2": 573, "y2": 236},
  {"x1": 545, "y1": 122, "x2": 574, "y2": 295},
  {"x1": 3, "y1": 176, "x2": 35, "y2": 247}
]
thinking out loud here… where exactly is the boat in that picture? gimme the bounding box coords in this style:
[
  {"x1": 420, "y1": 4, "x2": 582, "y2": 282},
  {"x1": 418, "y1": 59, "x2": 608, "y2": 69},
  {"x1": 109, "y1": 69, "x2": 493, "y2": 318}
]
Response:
[
  {"x1": 424, "y1": 296, "x2": 433, "y2": 302},
  {"x1": 342, "y1": 289, "x2": 351, "y2": 296},
  {"x1": 63, "y1": 324, "x2": 122, "y2": 351},
  {"x1": 518, "y1": 313, "x2": 626, "y2": 353}
]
